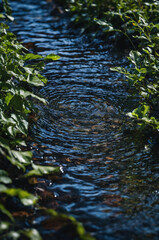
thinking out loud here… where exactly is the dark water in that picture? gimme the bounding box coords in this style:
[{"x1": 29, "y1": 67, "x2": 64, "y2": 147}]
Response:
[{"x1": 10, "y1": 0, "x2": 159, "y2": 239}]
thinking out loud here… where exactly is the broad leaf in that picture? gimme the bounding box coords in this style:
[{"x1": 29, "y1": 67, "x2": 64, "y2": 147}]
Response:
[
  {"x1": 9, "y1": 150, "x2": 32, "y2": 166},
  {"x1": 0, "y1": 170, "x2": 12, "y2": 184},
  {"x1": 0, "y1": 188, "x2": 37, "y2": 206},
  {"x1": 24, "y1": 53, "x2": 43, "y2": 61},
  {"x1": 25, "y1": 163, "x2": 60, "y2": 178}
]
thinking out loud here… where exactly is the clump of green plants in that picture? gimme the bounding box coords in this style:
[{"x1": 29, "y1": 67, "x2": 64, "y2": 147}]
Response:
[
  {"x1": 61, "y1": 0, "x2": 159, "y2": 132},
  {"x1": 0, "y1": 1, "x2": 95, "y2": 239},
  {"x1": 111, "y1": 13, "x2": 159, "y2": 131}
]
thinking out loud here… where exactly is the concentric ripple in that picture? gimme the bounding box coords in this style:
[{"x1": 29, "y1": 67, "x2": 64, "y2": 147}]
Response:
[{"x1": 10, "y1": 1, "x2": 159, "y2": 240}]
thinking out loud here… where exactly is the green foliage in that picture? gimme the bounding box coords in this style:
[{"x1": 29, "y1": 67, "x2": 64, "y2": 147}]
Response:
[
  {"x1": 0, "y1": 1, "x2": 94, "y2": 240},
  {"x1": 24, "y1": 163, "x2": 60, "y2": 178},
  {"x1": 111, "y1": 11, "x2": 159, "y2": 130},
  {"x1": 62, "y1": 0, "x2": 159, "y2": 132}
]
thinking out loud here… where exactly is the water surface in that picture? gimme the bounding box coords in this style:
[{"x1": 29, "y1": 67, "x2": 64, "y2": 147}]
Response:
[{"x1": 10, "y1": 1, "x2": 159, "y2": 239}]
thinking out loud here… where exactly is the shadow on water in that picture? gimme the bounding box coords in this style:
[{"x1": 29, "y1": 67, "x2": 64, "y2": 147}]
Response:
[{"x1": 10, "y1": 0, "x2": 159, "y2": 239}]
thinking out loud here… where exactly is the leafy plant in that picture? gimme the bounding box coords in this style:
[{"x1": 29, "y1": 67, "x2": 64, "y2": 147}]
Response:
[
  {"x1": 111, "y1": 13, "x2": 159, "y2": 130},
  {"x1": 61, "y1": 0, "x2": 159, "y2": 132},
  {"x1": 0, "y1": 1, "x2": 96, "y2": 239}
]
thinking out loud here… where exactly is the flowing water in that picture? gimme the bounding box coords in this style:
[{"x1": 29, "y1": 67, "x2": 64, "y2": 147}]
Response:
[{"x1": 10, "y1": 0, "x2": 159, "y2": 239}]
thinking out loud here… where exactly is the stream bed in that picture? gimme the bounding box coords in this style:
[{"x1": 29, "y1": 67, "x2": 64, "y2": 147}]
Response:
[{"x1": 10, "y1": 0, "x2": 159, "y2": 239}]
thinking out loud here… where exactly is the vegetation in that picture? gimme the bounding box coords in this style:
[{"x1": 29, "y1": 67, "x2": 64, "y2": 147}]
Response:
[
  {"x1": 0, "y1": 0, "x2": 95, "y2": 239},
  {"x1": 61, "y1": 0, "x2": 159, "y2": 133}
]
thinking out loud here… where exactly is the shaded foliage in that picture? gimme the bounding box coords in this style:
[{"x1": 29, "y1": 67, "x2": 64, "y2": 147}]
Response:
[
  {"x1": 61, "y1": 0, "x2": 159, "y2": 132},
  {"x1": 0, "y1": 1, "x2": 95, "y2": 239}
]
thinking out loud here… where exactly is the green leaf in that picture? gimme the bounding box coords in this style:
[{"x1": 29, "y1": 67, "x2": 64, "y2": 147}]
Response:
[
  {"x1": 9, "y1": 150, "x2": 32, "y2": 166},
  {"x1": 5, "y1": 93, "x2": 14, "y2": 106},
  {"x1": 25, "y1": 164, "x2": 60, "y2": 178},
  {"x1": 128, "y1": 51, "x2": 142, "y2": 67},
  {"x1": 5, "y1": 231, "x2": 20, "y2": 240},
  {"x1": 1, "y1": 113, "x2": 29, "y2": 136},
  {"x1": 0, "y1": 14, "x2": 5, "y2": 19},
  {"x1": 127, "y1": 105, "x2": 150, "y2": 119},
  {"x1": 37, "y1": 74, "x2": 47, "y2": 84},
  {"x1": 94, "y1": 18, "x2": 110, "y2": 26},
  {"x1": 0, "y1": 188, "x2": 38, "y2": 206},
  {"x1": 0, "y1": 204, "x2": 14, "y2": 222},
  {"x1": 20, "y1": 229, "x2": 42, "y2": 240},
  {"x1": 44, "y1": 54, "x2": 60, "y2": 61},
  {"x1": 11, "y1": 114, "x2": 28, "y2": 136},
  {"x1": 0, "y1": 184, "x2": 7, "y2": 191},
  {"x1": 5, "y1": 14, "x2": 14, "y2": 21},
  {"x1": 0, "y1": 136, "x2": 10, "y2": 151},
  {"x1": 27, "y1": 75, "x2": 44, "y2": 87},
  {"x1": 2, "y1": 0, "x2": 12, "y2": 17},
  {"x1": 0, "y1": 170, "x2": 12, "y2": 184},
  {"x1": 9, "y1": 95, "x2": 23, "y2": 112},
  {"x1": 24, "y1": 53, "x2": 43, "y2": 61},
  {"x1": 19, "y1": 89, "x2": 47, "y2": 104},
  {"x1": 0, "y1": 221, "x2": 11, "y2": 233}
]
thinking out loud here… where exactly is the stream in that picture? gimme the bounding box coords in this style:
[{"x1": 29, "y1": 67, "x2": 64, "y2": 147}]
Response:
[{"x1": 10, "y1": 0, "x2": 159, "y2": 239}]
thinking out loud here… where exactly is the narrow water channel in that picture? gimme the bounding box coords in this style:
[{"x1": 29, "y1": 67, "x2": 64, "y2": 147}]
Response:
[{"x1": 10, "y1": 0, "x2": 159, "y2": 239}]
